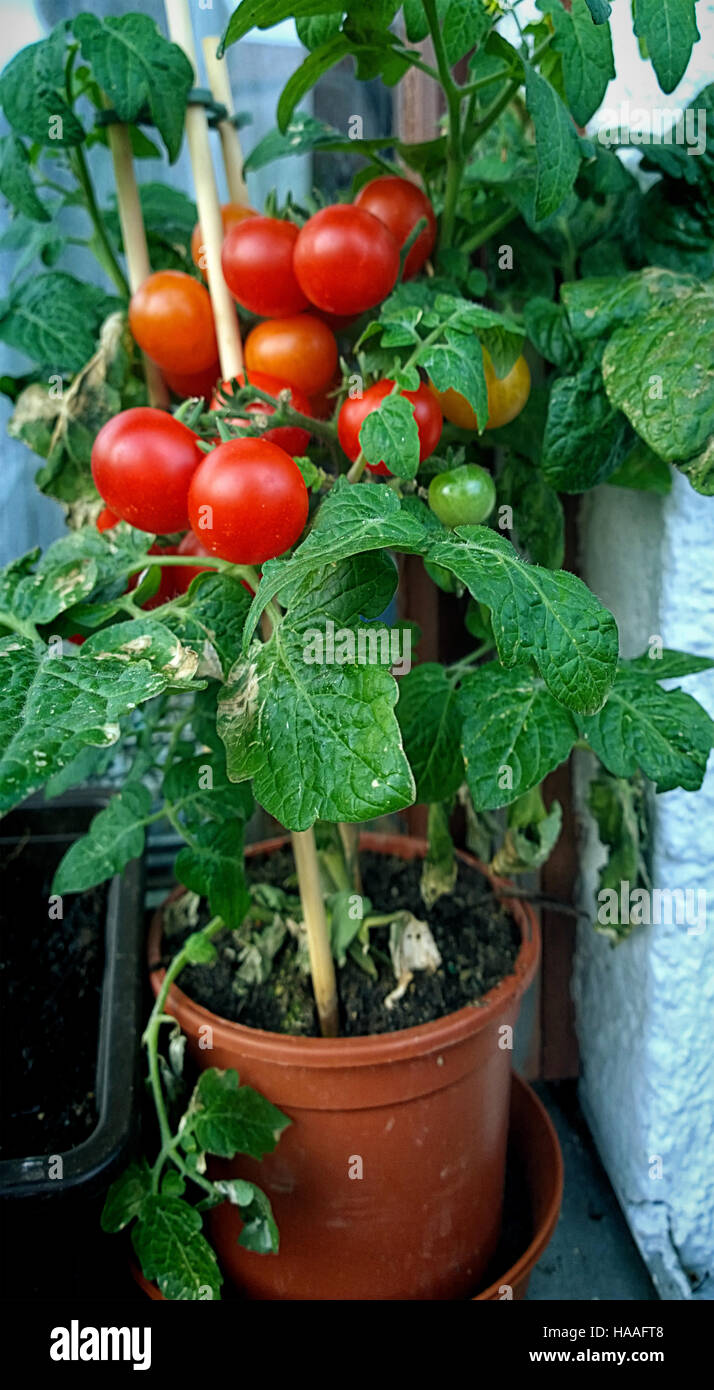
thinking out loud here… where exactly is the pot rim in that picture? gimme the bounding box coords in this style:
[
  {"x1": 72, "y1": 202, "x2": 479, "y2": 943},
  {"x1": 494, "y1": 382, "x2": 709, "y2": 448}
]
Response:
[{"x1": 148, "y1": 830, "x2": 540, "y2": 1066}]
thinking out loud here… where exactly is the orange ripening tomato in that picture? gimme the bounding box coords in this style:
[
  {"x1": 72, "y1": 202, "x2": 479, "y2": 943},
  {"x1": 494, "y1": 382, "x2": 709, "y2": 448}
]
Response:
[
  {"x1": 244, "y1": 315, "x2": 338, "y2": 396},
  {"x1": 211, "y1": 371, "x2": 313, "y2": 457},
  {"x1": 190, "y1": 203, "x2": 257, "y2": 276},
  {"x1": 354, "y1": 176, "x2": 437, "y2": 279},
  {"x1": 163, "y1": 361, "x2": 221, "y2": 402},
  {"x1": 129, "y1": 271, "x2": 218, "y2": 374},
  {"x1": 430, "y1": 349, "x2": 531, "y2": 431}
]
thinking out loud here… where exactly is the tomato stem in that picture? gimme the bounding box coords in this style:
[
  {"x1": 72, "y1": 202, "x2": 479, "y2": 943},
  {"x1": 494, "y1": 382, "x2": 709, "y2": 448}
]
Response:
[{"x1": 69, "y1": 146, "x2": 130, "y2": 299}]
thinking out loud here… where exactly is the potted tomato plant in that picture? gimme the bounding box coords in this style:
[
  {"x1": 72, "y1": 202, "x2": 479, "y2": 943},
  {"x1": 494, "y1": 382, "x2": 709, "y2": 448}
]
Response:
[{"x1": 0, "y1": 2, "x2": 712, "y2": 1300}]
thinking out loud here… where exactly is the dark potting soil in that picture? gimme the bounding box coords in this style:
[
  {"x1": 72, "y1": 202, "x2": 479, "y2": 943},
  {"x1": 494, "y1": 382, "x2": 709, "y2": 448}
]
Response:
[
  {"x1": 0, "y1": 840, "x2": 107, "y2": 1159},
  {"x1": 169, "y1": 848, "x2": 521, "y2": 1038}
]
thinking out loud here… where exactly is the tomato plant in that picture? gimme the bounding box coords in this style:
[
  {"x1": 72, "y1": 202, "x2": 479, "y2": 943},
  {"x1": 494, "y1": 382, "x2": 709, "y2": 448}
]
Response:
[
  {"x1": 188, "y1": 437, "x2": 309, "y2": 564},
  {"x1": 221, "y1": 215, "x2": 309, "y2": 316},
  {"x1": 293, "y1": 205, "x2": 401, "y2": 315},
  {"x1": 1, "y1": 0, "x2": 713, "y2": 1308},
  {"x1": 91, "y1": 407, "x2": 204, "y2": 532},
  {"x1": 354, "y1": 176, "x2": 437, "y2": 279},
  {"x1": 129, "y1": 270, "x2": 218, "y2": 374},
  {"x1": 338, "y1": 378, "x2": 442, "y2": 475},
  {"x1": 244, "y1": 314, "x2": 338, "y2": 395}
]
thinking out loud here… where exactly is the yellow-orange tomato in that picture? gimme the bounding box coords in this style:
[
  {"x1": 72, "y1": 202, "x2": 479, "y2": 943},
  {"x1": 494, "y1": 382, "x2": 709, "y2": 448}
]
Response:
[
  {"x1": 190, "y1": 203, "x2": 257, "y2": 276},
  {"x1": 430, "y1": 348, "x2": 531, "y2": 431}
]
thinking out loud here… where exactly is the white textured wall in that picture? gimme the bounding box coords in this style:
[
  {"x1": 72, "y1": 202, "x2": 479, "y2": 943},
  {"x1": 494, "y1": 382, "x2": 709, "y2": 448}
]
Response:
[{"x1": 575, "y1": 473, "x2": 714, "y2": 1300}]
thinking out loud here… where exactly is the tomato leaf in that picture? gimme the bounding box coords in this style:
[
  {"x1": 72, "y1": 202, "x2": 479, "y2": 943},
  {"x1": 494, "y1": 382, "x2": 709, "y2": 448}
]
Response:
[
  {"x1": 359, "y1": 392, "x2": 420, "y2": 479},
  {"x1": 601, "y1": 282, "x2": 714, "y2": 493},
  {"x1": 0, "y1": 135, "x2": 50, "y2": 223},
  {"x1": 396, "y1": 663, "x2": 464, "y2": 803},
  {"x1": 524, "y1": 63, "x2": 582, "y2": 221},
  {"x1": 72, "y1": 13, "x2": 193, "y2": 163},
  {"x1": 221, "y1": 1, "x2": 345, "y2": 53},
  {"x1": 52, "y1": 784, "x2": 153, "y2": 894},
  {"x1": 0, "y1": 26, "x2": 85, "y2": 148},
  {"x1": 175, "y1": 821, "x2": 250, "y2": 928},
  {"x1": 219, "y1": 553, "x2": 415, "y2": 830},
  {"x1": 101, "y1": 1161, "x2": 152, "y2": 1234},
  {"x1": 541, "y1": 359, "x2": 633, "y2": 493},
  {"x1": 426, "y1": 528, "x2": 619, "y2": 714},
  {"x1": 633, "y1": 0, "x2": 699, "y2": 94},
  {"x1": 131, "y1": 1195, "x2": 223, "y2": 1302},
  {"x1": 458, "y1": 664, "x2": 578, "y2": 811},
  {"x1": 185, "y1": 1069, "x2": 290, "y2": 1160},
  {"x1": 441, "y1": 0, "x2": 493, "y2": 67},
  {"x1": 0, "y1": 272, "x2": 118, "y2": 375},
  {"x1": 497, "y1": 453, "x2": 565, "y2": 570},
  {"x1": 277, "y1": 33, "x2": 352, "y2": 131},
  {"x1": 538, "y1": 0, "x2": 614, "y2": 127},
  {"x1": 579, "y1": 666, "x2": 714, "y2": 793}
]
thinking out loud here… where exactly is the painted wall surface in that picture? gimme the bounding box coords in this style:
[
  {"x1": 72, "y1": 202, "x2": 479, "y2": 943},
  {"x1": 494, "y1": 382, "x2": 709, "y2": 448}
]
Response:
[
  {"x1": 572, "y1": 3, "x2": 714, "y2": 1301},
  {"x1": 575, "y1": 475, "x2": 714, "y2": 1301}
]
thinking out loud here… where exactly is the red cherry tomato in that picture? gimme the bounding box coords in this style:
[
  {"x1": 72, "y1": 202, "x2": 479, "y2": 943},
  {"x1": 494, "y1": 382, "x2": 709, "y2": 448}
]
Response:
[
  {"x1": 354, "y1": 176, "x2": 437, "y2": 279},
  {"x1": 337, "y1": 378, "x2": 442, "y2": 475},
  {"x1": 211, "y1": 371, "x2": 312, "y2": 456},
  {"x1": 221, "y1": 216, "x2": 309, "y2": 317},
  {"x1": 244, "y1": 315, "x2": 338, "y2": 396},
  {"x1": 191, "y1": 203, "x2": 257, "y2": 276},
  {"x1": 163, "y1": 361, "x2": 220, "y2": 402},
  {"x1": 96, "y1": 506, "x2": 119, "y2": 533},
  {"x1": 293, "y1": 205, "x2": 400, "y2": 315},
  {"x1": 129, "y1": 271, "x2": 218, "y2": 374},
  {"x1": 91, "y1": 407, "x2": 205, "y2": 533},
  {"x1": 128, "y1": 543, "x2": 177, "y2": 609},
  {"x1": 188, "y1": 437, "x2": 309, "y2": 565},
  {"x1": 173, "y1": 531, "x2": 255, "y2": 594}
]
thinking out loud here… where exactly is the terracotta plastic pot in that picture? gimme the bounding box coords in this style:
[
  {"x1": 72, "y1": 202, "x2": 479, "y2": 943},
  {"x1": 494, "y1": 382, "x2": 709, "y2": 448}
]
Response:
[
  {"x1": 149, "y1": 833, "x2": 540, "y2": 1301},
  {"x1": 132, "y1": 1073, "x2": 562, "y2": 1302}
]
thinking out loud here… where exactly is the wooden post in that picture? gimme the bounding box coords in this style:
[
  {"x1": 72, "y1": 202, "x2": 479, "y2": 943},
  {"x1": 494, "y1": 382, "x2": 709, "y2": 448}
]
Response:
[
  {"x1": 202, "y1": 36, "x2": 251, "y2": 208},
  {"x1": 292, "y1": 830, "x2": 339, "y2": 1038},
  {"x1": 103, "y1": 115, "x2": 169, "y2": 408},
  {"x1": 164, "y1": 0, "x2": 243, "y2": 380}
]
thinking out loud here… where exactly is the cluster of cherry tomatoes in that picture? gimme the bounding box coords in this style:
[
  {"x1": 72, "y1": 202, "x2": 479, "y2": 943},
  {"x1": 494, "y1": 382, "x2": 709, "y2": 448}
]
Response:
[{"x1": 90, "y1": 174, "x2": 531, "y2": 582}]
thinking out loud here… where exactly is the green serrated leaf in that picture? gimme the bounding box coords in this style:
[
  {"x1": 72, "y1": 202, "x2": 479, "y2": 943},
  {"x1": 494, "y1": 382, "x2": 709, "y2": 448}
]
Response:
[
  {"x1": 579, "y1": 667, "x2": 714, "y2": 793},
  {"x1": 132, "y1": 1195, "x2": 223, "y2": 1301},
  {"x1": 497, "y1": 453, "x2": 565, "y2": 570},
  {"x1": 0, "y1": 638, "x2": 170, "y2": 816},
  {"x1": 175, "y1": 821, "x2": 250, "y2": 928},
  {"x1": 219, "y1": 555, "x2": 414, "y2": 830},
  {"x1": 0, "y1": 135, "x2": 50, "y2": 222},
  {"x1": 359, "y1": 392, "x2": 421, "y2": 479},
  {"x1": 538, "y1": 0, "x2": 614, "y2": 126},
  {"x1": 0, "y1": 27, "x2": 85, "y2": 147},
  {"x1": 459, "y1": 663, "x2": 578, "y2": 810},
  {"x1": 441, "y1": 0, "x2": 493, "y2": 67},
  {"x1": 541, "y1": 360, "x2": 633, "y2": 493},
  {"x1": 524, "y1": 63, "x2": 582, "y2": 221},
  {"x1": 426, "y1": 530, "x2": 619, "y2": 714},
  {"x1": 101, "y1": 1160, "x2": 152, "y2": 1234},
  {"x1": 396, "y1": 663, "x2": 464, "y2": 803},
  {"x1": 623, "y1": 649, "x2": 714, "y2": 681},
  {"x1": 0, "y1": 273, "x2": 118, "y2": 375},
  {"x1": 221, "y1": 1, "x2": 345, "y2": 51},
  {"x1": 601, "y1": 284, "x2": 714, "y2": 490},
  {"x1": 633, "y1": 0, "x2": 699, "y2": 94},
  {"x1": 277, "y1": 33, "x2": 352, "y2": 132},
  {"x1": 52, "y1": 784, "x2": 152, "y2": 893},
  {"x1": 73, "y1": 14, "x2": 193, "y2": 163},
  {"x1": 187, "y1": 1068, "x2": 290, "y2": 1160}
]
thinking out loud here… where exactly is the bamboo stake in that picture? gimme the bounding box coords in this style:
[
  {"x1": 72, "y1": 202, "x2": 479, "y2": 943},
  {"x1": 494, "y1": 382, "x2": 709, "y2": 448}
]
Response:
[
  {"x1": 103, "y1": 115, "x2": 169, "y2": 409},
  {"x1": 167, "y1": 0, "x2": 336, "y2": 1037},
  {"x1": 202, "y1": 36, "x2": 251, "y2": 208},
  {"x1": 164, "y1": 0, "x2": 243, "y2": 380},
  {"x1": 292, "y1": 830, "x2": 339, "y2": 1038}
]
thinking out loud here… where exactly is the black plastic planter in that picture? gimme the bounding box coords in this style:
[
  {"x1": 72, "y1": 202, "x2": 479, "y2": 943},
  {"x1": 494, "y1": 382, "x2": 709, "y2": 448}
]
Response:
[{"x1": 0, "y1": 791, "x2": 144, "y2": 1298}]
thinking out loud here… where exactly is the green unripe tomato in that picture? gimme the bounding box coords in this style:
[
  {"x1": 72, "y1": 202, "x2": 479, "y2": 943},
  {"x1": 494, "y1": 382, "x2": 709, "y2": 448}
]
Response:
[{"x1": 428, "y1": 464, "x2": 496, "y2": 528}]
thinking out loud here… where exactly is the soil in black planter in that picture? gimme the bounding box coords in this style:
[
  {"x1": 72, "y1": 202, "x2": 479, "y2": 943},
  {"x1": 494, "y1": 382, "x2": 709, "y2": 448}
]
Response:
[
  {"x1": 169, "y1": 848, "x2": 521, "y2": 1037},
  {"x1": 0, "y1": 841, "x2": 107, "y2": 1159}
]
